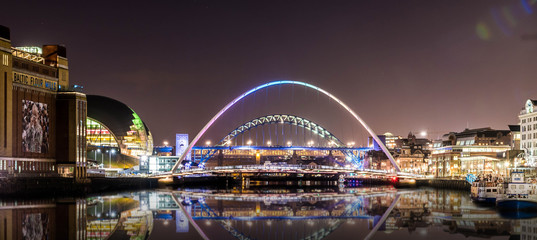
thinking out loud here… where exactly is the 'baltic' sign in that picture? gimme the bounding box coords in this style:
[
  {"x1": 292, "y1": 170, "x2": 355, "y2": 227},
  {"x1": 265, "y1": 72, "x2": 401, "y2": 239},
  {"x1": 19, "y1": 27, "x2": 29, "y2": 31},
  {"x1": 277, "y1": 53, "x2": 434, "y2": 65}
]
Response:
[{"x1": 13, "y1": 71, "x2": 58, "y2": 91}]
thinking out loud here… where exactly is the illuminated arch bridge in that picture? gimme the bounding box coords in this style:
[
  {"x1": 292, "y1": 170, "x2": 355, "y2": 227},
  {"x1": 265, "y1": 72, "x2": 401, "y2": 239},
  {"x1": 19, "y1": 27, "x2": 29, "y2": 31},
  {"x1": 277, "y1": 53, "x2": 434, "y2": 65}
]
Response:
[
  {"x1": 172, "y1": 80, "x2": 400, "y2": 173},
  {"x1": 191, "y1": 114, "x2": 369, "y2": 168}
]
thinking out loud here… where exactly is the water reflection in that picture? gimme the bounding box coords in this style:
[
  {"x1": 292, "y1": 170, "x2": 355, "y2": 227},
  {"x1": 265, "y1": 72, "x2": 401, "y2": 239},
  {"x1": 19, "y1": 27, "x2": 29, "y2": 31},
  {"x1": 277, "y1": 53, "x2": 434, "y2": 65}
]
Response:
[{"x1": 2, "y1": 187, "x2": 537, "y2": 239}]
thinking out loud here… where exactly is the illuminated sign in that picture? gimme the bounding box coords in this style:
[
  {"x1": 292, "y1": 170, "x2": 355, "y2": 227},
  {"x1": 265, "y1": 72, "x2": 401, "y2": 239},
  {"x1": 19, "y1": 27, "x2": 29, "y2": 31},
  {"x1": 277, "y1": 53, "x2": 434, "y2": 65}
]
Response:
[
  {"x1": 176, "y1": 134, "x2": 191, "y2": 160},
  {"x1": 14, "y1": 46, "x2": 42, "y2": 55},
  {"x1": 13, "y1": 71, "x2": 58, "y2": 91},
  {"x1": 526, "y1": 99, "x2": 534, "y2": 114},
  {"x1": 175, "y1": 210, "x2": 189, "y2": 233}
]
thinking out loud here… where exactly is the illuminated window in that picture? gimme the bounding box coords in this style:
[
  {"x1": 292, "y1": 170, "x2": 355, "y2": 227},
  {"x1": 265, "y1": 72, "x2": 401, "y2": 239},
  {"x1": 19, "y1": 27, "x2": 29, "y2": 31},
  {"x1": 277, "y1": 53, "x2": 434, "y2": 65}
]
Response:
[
  {"x1": 86, "y1": 118, "x2": 119, "y2": 147},
  {"x1": 2, "y1": 54, "x2": 8, "y2": 66}
]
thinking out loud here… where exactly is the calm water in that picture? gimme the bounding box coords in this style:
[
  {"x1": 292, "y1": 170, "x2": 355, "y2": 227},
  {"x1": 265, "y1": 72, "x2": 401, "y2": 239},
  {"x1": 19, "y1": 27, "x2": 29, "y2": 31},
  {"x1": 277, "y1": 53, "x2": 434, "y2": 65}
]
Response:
[{"x1": 0, "y1": 186, "x2": 532, "y2": 240}]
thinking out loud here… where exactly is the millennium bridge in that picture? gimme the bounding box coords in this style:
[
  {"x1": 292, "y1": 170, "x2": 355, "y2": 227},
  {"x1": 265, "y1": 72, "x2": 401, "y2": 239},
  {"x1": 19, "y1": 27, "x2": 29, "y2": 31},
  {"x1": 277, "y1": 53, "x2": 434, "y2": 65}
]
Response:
[{"x1": 156, "y1": 81, "x2": 423, "y2": 180}]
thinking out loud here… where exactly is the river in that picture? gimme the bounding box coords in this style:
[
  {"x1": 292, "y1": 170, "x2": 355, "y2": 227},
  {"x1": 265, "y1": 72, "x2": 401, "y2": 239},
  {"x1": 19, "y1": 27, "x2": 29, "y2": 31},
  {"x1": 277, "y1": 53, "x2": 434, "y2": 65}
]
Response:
[{"x1": 0, "y1": 186, "x2": 530, "y2": 239}]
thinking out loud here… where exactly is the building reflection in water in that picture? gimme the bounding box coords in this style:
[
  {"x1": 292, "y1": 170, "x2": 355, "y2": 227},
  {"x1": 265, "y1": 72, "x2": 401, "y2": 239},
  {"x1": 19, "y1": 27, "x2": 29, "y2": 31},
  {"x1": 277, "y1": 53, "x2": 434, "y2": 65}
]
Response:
[
  {"x1": 4, "y1": 187, "x2": 537, "y2": 239},
  {"x1": 0, "y1": 198, "x2": 86, "y2": 240}
]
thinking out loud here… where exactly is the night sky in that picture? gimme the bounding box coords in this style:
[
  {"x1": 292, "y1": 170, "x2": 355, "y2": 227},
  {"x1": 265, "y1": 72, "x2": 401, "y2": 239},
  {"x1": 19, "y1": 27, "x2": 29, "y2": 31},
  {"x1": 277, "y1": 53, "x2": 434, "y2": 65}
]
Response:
[{"x1": 3, "y1": 0, "x2": 537, "y2": 145}]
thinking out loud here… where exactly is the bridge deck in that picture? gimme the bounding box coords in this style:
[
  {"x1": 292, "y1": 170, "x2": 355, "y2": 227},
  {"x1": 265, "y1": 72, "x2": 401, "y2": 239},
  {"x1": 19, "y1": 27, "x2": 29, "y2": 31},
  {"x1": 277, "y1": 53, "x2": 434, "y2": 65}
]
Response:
[{"x1": 157, "y1": 164, "x2": 423, "y2": 178}]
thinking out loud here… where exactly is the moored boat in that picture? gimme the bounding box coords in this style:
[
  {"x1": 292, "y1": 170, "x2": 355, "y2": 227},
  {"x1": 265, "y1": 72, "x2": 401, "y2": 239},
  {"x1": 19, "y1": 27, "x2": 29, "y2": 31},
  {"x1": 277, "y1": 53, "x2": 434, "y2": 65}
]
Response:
[
  {"x1": 496, "y1": 172, "x2": 537, "y2": 211},
  {"x1": 470, "y1": 179, "x2": 500, "y2": 203}
]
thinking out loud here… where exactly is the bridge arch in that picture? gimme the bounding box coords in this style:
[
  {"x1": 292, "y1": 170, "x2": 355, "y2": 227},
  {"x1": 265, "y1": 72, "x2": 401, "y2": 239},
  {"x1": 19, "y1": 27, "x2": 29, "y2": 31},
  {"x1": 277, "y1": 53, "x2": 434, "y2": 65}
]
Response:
[
  {"x1": 171, "y1": 80, "x2": 399, "y2": 172},
  {"x1": 217, "y1": 114, "x2": 345, "y2": 147}
]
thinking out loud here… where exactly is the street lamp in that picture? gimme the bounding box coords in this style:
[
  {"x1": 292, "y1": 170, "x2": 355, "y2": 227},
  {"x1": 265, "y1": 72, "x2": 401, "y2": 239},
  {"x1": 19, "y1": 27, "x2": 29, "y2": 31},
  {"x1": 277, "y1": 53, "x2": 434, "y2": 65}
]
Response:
[
  {"x1": 109, "y1": 149, "x2": 116, "y2": 168},
  {"x1": 247, "y1": 140, "x2": 252, "y2": 146},
  {"x1": 206, "y1": 140, "x2": 211, "y2": 146},
  {"x1": 267, "y1": 141, "x2": 271, "y2": 146},
  {"x1": 163, "y1": 141, "x2": 169, "y2": 146},
  {"x1": 95, "y1": 149, "x2": 101, "y2": 165}
]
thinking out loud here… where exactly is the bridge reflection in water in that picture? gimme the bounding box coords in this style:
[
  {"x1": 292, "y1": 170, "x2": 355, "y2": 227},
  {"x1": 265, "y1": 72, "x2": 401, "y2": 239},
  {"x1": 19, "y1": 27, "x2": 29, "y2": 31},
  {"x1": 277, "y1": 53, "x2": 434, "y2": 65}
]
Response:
[{"x1": 1, "y1": 187, "x2": 537, "y2": 239}]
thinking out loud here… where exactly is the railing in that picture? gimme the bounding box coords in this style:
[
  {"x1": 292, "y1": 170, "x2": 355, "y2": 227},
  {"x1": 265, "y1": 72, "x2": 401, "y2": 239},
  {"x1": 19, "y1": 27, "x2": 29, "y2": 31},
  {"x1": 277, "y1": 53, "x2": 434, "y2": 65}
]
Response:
[
  {"x1": 159, "y1": 164, "x2": 425, "y2": 178},
  {"x1": 11, "y1": 47, "x2": 45, "y2": 64},
  {"x1": 175, "y1": 164, "x2": 358, "y2": 173}
]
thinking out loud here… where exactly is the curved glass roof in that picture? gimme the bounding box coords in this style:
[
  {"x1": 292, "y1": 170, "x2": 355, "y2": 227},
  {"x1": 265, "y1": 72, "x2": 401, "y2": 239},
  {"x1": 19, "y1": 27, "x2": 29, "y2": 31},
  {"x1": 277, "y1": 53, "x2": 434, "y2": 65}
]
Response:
[{"x1": 86, "y1": 95, "x2": 153, "y2": 157}]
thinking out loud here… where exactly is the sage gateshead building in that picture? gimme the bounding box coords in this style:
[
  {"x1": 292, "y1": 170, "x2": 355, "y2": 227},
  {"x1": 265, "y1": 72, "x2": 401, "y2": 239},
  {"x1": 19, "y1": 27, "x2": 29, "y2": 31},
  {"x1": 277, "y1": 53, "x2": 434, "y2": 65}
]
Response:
[
  {"x1": 86, "y1": 95, "x2": 153, "y2": 169},
  {"x1": 0, "y1": 25, "x2": 87, "y2": 180}
]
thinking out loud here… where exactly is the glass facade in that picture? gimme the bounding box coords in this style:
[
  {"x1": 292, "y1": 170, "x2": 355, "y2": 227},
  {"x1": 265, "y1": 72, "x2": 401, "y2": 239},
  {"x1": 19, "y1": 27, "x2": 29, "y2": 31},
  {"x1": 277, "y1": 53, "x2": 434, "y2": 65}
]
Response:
[
  {"x1": 86, "y1": 118, "x2": 118, "y2": 148},
  {"x1": 86, "y1": 116, "x2": 153, "y2": 159}
]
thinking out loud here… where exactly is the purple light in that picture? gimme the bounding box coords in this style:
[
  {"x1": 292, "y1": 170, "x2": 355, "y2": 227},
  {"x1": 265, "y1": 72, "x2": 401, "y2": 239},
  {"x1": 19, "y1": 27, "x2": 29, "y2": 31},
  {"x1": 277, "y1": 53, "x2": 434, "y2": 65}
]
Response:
[{"x1": 171, "y1": 80, "x2": 400, "y2": 173}]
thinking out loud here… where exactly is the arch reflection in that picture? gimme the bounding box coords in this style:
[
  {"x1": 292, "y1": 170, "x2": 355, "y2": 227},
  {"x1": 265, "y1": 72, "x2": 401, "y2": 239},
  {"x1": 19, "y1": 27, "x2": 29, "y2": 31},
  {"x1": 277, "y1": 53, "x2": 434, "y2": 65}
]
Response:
[{"x1": 1, "y1": 187, "x2": 537, "y2": 239}]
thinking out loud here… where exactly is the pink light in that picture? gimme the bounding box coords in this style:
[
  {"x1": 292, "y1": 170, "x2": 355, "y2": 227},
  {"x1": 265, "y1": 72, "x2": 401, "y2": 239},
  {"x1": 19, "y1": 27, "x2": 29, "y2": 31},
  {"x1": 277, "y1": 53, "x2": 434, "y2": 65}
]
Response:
[{"x1": 171, "y1": 80, "x2": 400, "y2": 173}]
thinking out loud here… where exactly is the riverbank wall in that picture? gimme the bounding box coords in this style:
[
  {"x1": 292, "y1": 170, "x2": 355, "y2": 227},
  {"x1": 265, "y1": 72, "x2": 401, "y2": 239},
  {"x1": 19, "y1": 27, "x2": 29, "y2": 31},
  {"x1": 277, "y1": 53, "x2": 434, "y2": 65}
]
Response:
[
  {"x1": 416, "y1": 179, "x2": 470, "y2": 190},
  {"x1": 0, "y1": 177, "x2": 158, "y2": 197}
]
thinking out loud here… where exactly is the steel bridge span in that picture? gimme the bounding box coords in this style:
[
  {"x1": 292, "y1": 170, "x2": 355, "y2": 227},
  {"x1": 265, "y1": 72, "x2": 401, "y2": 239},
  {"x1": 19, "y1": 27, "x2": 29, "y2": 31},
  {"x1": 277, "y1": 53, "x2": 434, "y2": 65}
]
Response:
[
  {"x1": 189, "y1": 113, "x2": 369, "y2": 168},
  {"x1": 191, "y1": 146, "x2": 369, "y2": 166}
]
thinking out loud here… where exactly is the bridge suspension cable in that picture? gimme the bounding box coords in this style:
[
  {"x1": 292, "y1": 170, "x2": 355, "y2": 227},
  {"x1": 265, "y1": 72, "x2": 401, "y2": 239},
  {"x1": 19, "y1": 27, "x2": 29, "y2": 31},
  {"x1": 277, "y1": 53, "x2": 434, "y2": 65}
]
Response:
[{"x1": 171, "y1": 80, "x2": 400, "y2": 173}]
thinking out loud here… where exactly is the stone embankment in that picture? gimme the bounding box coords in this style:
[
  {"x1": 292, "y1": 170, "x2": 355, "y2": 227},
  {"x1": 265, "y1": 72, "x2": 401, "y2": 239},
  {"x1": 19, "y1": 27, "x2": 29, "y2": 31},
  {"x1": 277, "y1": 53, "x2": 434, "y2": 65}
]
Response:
[
  {"x1": 0, "y1": 177, "x2": 158, "y2": 196},
  {"x1": 416, "y1": 179, "x2": 470, "y2": 190}
]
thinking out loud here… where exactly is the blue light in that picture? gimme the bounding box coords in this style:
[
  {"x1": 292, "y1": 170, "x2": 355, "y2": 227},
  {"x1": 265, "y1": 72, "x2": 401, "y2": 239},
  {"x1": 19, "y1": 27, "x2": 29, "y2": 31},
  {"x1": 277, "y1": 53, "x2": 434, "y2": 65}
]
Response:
[
  {"x1": 172, "y1": 80, "x2": 400, "y2": 173},
  {"x1": 521, "y1": 0, "x2": 533, "y2": 14}
]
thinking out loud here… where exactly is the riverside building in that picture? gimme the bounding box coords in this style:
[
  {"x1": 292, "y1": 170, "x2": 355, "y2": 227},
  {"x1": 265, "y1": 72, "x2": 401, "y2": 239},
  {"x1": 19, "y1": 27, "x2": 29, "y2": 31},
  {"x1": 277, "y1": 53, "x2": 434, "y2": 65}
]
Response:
[
  {"x1": 86, "y1": 95, "x2": 153, "y2": 170},
  {"x1": 519, "y1": 99, "x2": 537, "y2": 166},
  {"x1": 431, "y1": 128, "x2": 514, "y2": 178},
  {"x1": 0, "y1": 25, "x2": 87, "y2": 180},
  {"x1": 393, "y1": 132, "x2": 432, "y2": 175}
]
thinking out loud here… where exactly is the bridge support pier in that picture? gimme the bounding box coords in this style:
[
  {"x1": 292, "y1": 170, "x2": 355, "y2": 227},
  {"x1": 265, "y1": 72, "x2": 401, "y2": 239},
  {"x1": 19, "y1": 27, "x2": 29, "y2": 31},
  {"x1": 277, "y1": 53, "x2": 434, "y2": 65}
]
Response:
[
  {"x1": 326, "y1": 150, "x2": 336, "y2": 166},
  {"x1": 217, "y1": 150, "x2": 224, "y2": 166},
  {"x1": 290, "y1": 150, "x2": 299, "y2": 165},
  {"x1": 217, "y1": 200, "x2": 223, "y2": 217},
  {"x1": 255, "y1": 150, "x2": 261, "y2": 165}
]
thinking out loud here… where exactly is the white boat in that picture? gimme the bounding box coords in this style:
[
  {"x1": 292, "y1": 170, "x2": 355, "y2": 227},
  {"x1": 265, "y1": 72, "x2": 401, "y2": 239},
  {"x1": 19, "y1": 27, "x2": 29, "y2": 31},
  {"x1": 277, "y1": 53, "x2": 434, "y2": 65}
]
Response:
[
  {"x1": 470, "y1": 180, "x2": 500, "y2": 203},
  {"x1": 496, "y1": 172, "x2": 537, "y2": 210}
]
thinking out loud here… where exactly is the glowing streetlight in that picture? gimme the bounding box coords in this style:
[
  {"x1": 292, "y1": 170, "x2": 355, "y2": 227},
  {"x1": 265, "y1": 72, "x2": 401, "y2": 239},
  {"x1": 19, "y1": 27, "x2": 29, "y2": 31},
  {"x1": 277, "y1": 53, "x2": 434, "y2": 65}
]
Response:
[
  {"x1": 247, "y1": 140, "x2": 252, "y2": 145},
  {"x1": 206, "y1": 140, "x2": 211, "y2": 146},
  {"x1": 163, "y1": 141, "x2": 169, "y2": 146},
  {"x1": 267, "y1": 141, "x2": 271, "y2": 146},
  {"x1": 95, "y1": 148, "x2": 101, "y2": 166},
  {"x1": 287, "y1": 141, "x2": 292, "y2": 146},
  {"x1": 420, "y1": 131, "x2": 427, "y2": 137},
  {"x1": 109, "y1": 149, "x2": 116, "y2": 168}
]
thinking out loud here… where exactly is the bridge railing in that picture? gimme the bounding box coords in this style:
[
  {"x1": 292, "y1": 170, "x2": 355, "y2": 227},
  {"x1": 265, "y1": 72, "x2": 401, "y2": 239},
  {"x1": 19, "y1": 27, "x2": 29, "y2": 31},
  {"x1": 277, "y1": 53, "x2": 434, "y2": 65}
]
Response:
[
  {"x1": 175, "y1": 164, "x2": 356, "y2": 173},
  {"x1": 164, "y1": 164, "x2": 424, "y2": 178}
]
